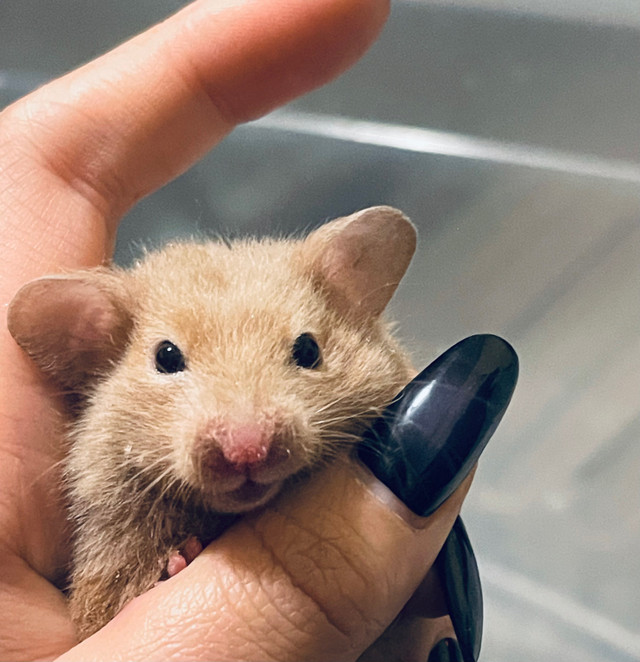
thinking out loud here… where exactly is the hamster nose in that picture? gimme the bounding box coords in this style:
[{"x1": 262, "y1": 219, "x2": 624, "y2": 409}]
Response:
[
  {"x1": 198, "y1": 418, "x2": 286, "y2": 478},
  {"x1": 222, "y1": 423, "x2": 270, "y2": 466}
]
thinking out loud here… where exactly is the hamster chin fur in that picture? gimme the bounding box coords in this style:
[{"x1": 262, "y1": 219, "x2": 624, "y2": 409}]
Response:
[{"x1": 7, "y1": 205, "x2": 418, "y2": 640}]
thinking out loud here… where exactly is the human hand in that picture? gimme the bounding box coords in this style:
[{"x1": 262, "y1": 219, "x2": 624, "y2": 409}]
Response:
[{"x1": 0, "y1": 1, "x2": 517, "y2": 660}]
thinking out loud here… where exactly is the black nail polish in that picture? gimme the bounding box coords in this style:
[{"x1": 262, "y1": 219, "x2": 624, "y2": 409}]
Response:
[
  {"x1": 435, "y1": 517, "x2": 483, "y2": 662},
  {"x1": 428, "y1": 638, "x2": 464, "y2": 662},
  {"x1": 357, "y1": 334, "x2": 518, "y2": 517}
]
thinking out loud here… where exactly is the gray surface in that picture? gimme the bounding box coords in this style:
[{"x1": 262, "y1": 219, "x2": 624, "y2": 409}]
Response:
[
  {"x1": 411, "y1": 0, "x2": 640, "y2": 28},
  {"x1": 2, "y1": 1, "x2": 640, "y2": 660},
  {"x1": 290, "y1": 2, "x2": 640, "y2": 163}
]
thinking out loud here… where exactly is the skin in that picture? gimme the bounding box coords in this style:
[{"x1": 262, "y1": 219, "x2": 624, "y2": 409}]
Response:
[{"x1": 0, "y1": 1, "x2": 469, "y2": 659}]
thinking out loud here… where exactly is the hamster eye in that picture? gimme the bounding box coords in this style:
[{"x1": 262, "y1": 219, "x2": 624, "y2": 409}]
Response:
[
  {"x1": 291, "y1": 333, "x2": 322, "y2": 369},
  {"x1": 155, "y1": 340, "x2": 186, "y2": 374}
]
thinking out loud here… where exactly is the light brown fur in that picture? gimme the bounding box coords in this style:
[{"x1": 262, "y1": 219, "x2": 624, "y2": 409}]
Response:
[{"x1": 8, "y1": 206, "x2": 417, "y2": 639}]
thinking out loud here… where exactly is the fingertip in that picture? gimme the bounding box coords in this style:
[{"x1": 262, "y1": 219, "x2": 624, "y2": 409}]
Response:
[{"x1": 177, "y1": 0, "x2": 391, "y2": 123}]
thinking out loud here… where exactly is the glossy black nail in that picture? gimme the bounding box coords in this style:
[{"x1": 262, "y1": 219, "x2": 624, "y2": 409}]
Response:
[
  {"x1": 435, "y1": 517, "x2": 483, "y2": 662},
  {"x1": 428, "y1": 638, "x2": 464, "y2": 662},
  {"x1": 357, "y1": 334, "x2": 518, "y2": 517}
]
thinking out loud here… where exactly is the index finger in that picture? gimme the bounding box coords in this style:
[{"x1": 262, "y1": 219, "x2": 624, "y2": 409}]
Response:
[{"x1": 0, "y1": 0, "x2": 389, "y2": 285}]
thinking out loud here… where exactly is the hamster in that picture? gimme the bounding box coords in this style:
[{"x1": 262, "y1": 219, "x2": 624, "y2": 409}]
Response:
[{"x1": 7, "y1": 205, "x2": 417, "y2": 639}]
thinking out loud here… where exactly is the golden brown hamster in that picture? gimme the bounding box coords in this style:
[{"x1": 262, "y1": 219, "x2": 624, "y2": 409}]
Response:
[{"x1": 8, "y1": 205, "x2": 417, "y2": 639}]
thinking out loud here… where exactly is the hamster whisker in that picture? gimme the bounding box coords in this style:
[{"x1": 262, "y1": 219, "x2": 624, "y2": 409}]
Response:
[
  {"x1": 314, "y1": 394, "x2": 388, "y2": 419},
  {"x1": 147, "y1": 475, "x2": 185, "y2": 517},
  {"x1": 27, "y1": 456, "x2": 69, "y2": 491},
  {"x1": 130, "y1": 464, "x2": 177, "y2": 504},
  {"x1": 118, "y1": 455, "x2": 172, "y2": 485}
]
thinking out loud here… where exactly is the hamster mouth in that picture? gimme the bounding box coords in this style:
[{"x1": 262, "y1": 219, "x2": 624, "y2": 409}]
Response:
[
  {"x1": 230, "y1": 480, "x2": 274, "y2": 503},
  {"x1": 208, "y1": 479, "x2": 283, "y2": 513}
]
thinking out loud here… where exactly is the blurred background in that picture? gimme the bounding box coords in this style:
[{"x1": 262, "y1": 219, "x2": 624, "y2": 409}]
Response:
[{"x1": 2, "y1": 1, "x2": 639, "y2": 659}]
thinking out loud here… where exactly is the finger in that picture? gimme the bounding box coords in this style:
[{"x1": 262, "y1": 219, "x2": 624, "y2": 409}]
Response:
[
  {"x1": 57, "y1": 463, "x2": 473, "y2": 662},
  {"x1": 0, "y1": 0, "x2": 389, "y2": 283},
  {"x1": 0, "y1": 556, "x2": 75, "y2": 662},
  {"x1": 357, "y1": 573, "x2": 457, "y2": 662},
  {"x1": 358, "y1": 517, "x2": 479, "y2": 662}
]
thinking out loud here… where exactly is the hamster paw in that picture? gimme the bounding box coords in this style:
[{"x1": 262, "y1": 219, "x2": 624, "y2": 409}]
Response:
[{"x1": 165, "y1": 536, "x2": 204, "y2": 577}]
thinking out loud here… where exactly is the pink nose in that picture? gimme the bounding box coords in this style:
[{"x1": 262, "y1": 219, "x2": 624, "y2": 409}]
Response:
[{"x1": 222, "y1": 423, "x2": 271, "y2": 467}]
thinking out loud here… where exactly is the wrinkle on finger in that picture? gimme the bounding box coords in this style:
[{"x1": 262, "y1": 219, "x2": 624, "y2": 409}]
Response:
[
  {"x1": 252, "y1": 508, "x2": 371, "y2": 640},
  {"x1": 148, "y1": 523, "x2": 356, "y2": 662},
  {"x1": 254, "y1": 499, "x2": 389, "y2": 639}
]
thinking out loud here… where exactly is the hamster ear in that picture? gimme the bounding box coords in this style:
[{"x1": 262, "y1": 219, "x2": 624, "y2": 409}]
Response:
[
  {"x1": 303, "y1": 206, "x2": 417, "y2": 320},
  {"x1": 7, "y1": 273, "x2": 133, "y2": 389}
]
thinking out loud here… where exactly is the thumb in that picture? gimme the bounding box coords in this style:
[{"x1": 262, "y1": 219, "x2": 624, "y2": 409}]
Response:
[{"x1": 59, "y1": 462, "x2": 472, "y2": 662}]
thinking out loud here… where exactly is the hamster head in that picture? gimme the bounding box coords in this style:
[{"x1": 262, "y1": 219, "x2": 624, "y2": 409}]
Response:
[{"x1": 7, "y1": 206, "x2": 417, "y2": 515}]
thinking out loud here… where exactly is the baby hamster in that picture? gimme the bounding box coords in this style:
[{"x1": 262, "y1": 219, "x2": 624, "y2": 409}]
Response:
[{"x1": 8, "y1": 205, "x2": 417, "y2": 639}]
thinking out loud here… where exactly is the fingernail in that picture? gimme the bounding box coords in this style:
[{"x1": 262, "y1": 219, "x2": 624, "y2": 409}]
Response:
[
  {"x1": 428, "y1": 638, "x2": 464, "y2": 662},
  {"x1": 435, "y1": 517, "x2": 483, "y2": 662},
  {"x1": 357, "y1": 334, "x2": 518, "y2": 517}
]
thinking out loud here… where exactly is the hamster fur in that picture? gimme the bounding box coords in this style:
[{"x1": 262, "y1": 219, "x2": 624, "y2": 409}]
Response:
[{"x1": 7, "y1": 205, "x2": 417, "y2": 639}]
